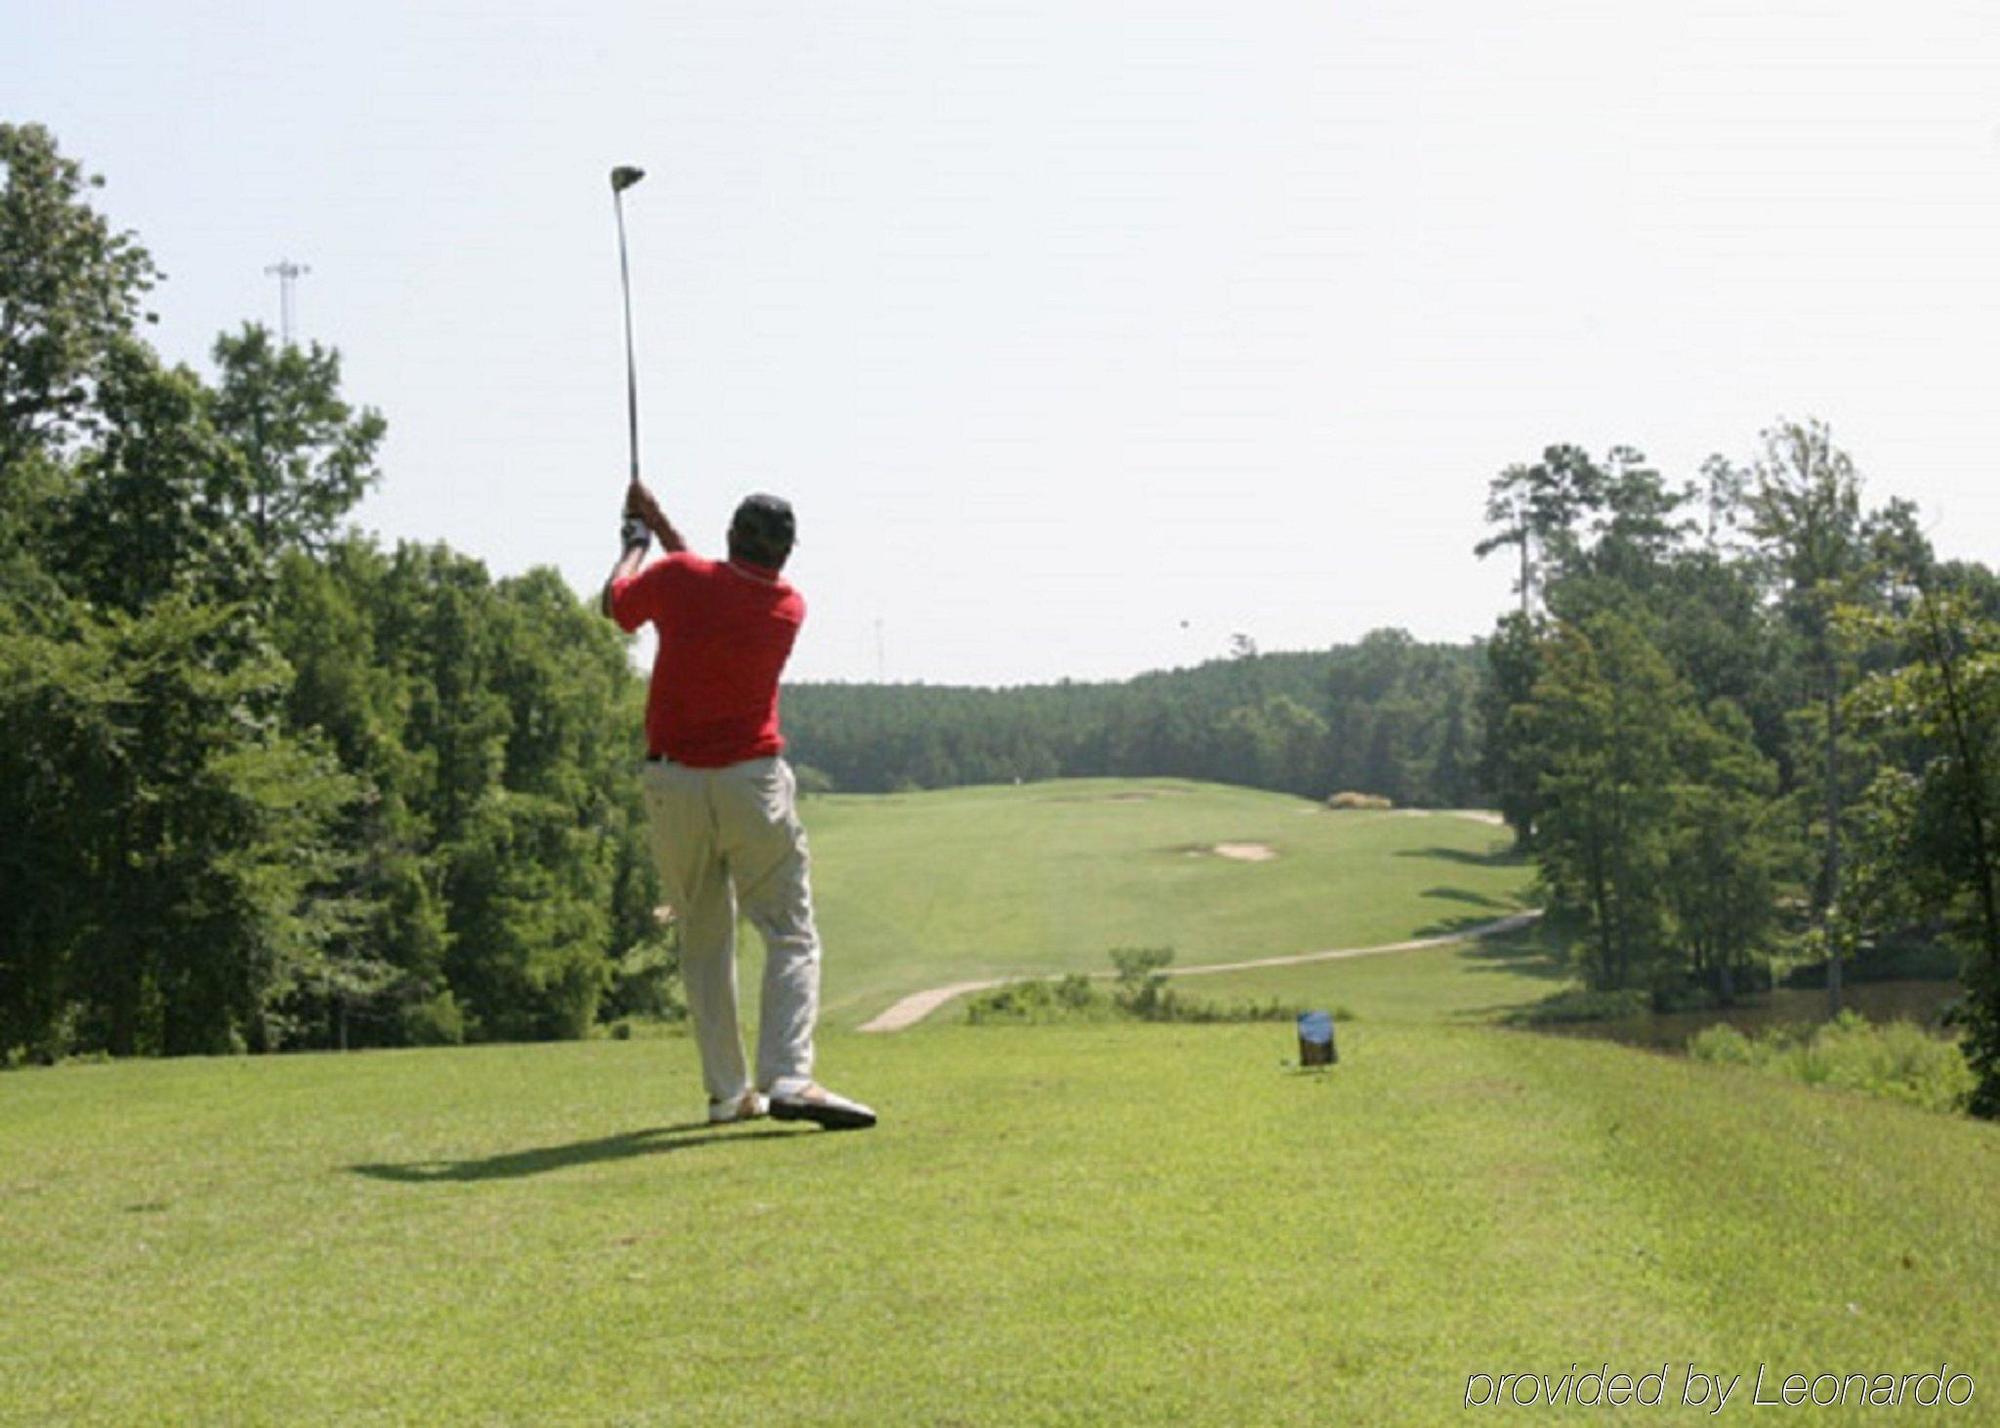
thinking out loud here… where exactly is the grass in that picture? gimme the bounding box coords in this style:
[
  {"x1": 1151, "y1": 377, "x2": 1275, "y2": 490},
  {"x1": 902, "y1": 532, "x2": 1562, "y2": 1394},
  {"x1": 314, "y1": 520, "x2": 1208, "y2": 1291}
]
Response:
[
  {"x1": 1149, "y1": 921, "x2": 1572, "y2": 1026},
  {"x1": 4, "y1": 1025, "x2": 1996, "y2": 1425},
  {"x1": 803, "y1": 779, "x2": 1531, "y2": 1025},
  {"x1": 6, "y1": 780, "x2": 1996, "y2": 1424}
]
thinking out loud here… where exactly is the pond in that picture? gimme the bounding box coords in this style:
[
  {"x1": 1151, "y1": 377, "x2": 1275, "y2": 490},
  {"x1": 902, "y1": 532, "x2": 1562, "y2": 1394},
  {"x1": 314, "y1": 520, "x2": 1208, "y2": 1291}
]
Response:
[{"x1": 1532, "y1": 980, "x2": 1964, "y2": 1054}]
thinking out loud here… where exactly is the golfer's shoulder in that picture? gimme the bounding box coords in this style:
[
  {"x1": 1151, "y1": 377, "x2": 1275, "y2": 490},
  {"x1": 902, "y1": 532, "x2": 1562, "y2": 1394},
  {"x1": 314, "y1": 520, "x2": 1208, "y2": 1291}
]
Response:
[{"x1": 659, "y1": 550, "x2": 716, "y2": 583}]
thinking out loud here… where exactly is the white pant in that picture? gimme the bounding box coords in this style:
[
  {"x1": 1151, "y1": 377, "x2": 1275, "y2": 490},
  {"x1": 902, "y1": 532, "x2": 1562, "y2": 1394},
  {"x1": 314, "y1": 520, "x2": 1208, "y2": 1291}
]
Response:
[{"x1": 639, "y1": 756, "x2": 821, "y2": 1101}]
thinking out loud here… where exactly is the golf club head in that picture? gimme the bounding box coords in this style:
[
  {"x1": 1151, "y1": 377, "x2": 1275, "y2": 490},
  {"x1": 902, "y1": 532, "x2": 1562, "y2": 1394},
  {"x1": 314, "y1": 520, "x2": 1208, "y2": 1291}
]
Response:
[{"x1": 610, "y1": 165, "x2": 646, "y2": 193}]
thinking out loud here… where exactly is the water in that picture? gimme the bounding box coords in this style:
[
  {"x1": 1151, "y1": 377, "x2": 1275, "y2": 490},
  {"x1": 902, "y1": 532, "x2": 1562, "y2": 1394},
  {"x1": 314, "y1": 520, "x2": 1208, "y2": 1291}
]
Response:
[{"x1": 1534, "y1": 980, "x2": 1964, "y2": 1054}]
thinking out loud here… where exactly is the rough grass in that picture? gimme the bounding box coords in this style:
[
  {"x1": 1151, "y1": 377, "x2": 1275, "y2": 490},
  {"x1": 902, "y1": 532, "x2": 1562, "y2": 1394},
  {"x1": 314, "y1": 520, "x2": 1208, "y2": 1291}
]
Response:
[
  {"x1": 1690, "y1": 1012, "x2": 1977, "y2": 1114},
  {"x1": 4, "y1": 1025, "x2": 1995, "y2": 1426},
  {"x1": 804, "y1": 780, "x2": 1531, "y2": 1026}
]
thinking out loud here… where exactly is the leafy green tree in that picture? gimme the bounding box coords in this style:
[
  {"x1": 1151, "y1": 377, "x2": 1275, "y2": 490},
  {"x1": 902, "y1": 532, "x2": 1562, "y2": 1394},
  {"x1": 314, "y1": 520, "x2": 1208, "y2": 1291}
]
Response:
[
  {"x1": 1664, "y1": 700, "x2": 1792, "y2": 1000},
  {"x1": 1745, "y1": 419, "x2": 1871, "y2": 1002},
  {"x1": 269, "y1": 545, "x2": 445, "y2": 1046},
  {"x1": 54, "y1": 337, "x2": 259, "y2": 614},
  {"x1": 0, "y1": 122, "x2": 159, "y2": 468},
  {"x1": 1479, "y1": 612, "x2": 1546, "y2": 844},
  {"x1": 1517, "y1": 615, "x2": 1681, "y2": 989},
  {"x1": 1846, "y1": 591, "x2": 2000, "y2": 1115},
  {"x1": 1580, "y1": 445, "x2": 1692, "y2": 592},
  {"x1": 209, "y1": 323, "x2": 384, "y2": 554},
  {"x1": 0, "y1": 599, "x2": 354, "y2": 1057},
  {"x1": 267, "y1": 541, "x2": 658, "y2": 1047},
  {"x1": 1474, "y1": 444, "x2": 1610, "y2": 617}
]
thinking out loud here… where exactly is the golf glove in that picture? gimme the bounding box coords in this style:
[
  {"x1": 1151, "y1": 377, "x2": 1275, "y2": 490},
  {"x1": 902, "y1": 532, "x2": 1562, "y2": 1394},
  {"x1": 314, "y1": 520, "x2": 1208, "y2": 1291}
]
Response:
[{"x1": 620, "y1": 513, "x2": 652, "y2": 551}]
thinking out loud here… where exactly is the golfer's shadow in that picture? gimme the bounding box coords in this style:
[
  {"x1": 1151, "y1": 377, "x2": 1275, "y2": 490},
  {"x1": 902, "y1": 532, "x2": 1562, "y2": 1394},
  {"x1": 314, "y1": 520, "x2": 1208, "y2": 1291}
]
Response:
[{"x1": 349, "y1": 1121, "x2": 805, "y2": 1184}]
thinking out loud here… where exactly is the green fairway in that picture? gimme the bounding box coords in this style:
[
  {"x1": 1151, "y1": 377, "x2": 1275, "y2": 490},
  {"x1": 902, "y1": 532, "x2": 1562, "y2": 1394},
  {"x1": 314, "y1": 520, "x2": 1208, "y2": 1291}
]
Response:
[
  {"x1": 1165, "y1": 920, "x2": 1573, "y2": 1025},
  {"x1": 4, "y1": 1025, "x2": 1995, "y2": 1426},
  {"x1": 803, "y1": 779, "x2": 1531, "y2": 1025}
]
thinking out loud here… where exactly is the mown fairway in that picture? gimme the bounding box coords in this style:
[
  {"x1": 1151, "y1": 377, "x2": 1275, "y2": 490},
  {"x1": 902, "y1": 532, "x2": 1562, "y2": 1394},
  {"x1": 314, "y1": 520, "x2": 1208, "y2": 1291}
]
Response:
[
  {"x1": 804, "y1": 778, "x2": 1532, "y2": 1025},
  {"x1": 4, "y1": 781, "x2": 1997, "y2": 1426}
]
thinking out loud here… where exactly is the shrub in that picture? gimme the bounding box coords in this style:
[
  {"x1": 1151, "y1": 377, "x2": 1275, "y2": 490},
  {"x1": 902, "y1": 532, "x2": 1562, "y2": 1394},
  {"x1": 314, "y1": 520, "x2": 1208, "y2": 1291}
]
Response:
[
  {"x1": 401, "y1": 991, "x2": 466, "y2": 1046},
  {"x1": 1326, "y1": 791, "x2": 1394, "y2": 811},
  {"x1": 964, "y1": 975, "x2": 1115, "y2": 1026},
  {"x1": 1689, "y1": 1011, "x2": 1975, "y2": 1114},
  {"x1": 604, "y1": 935, "x2": 686, "y2": 1024},
  {"x1": 963, "y1": 946, "x2": 1353, "y2": 1027}
]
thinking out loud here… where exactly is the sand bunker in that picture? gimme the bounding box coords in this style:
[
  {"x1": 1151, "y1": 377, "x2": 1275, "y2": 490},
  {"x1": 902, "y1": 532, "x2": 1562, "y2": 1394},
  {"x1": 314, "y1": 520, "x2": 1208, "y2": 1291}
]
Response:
[{"x1": 1208, "y1": 842, "x2": 1277, "y2": 862}]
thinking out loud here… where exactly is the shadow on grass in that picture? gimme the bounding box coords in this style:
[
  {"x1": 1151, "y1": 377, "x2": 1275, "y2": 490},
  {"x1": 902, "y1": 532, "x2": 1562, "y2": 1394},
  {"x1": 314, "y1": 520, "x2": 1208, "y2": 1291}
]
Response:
[
  {"x1": 1421, "y1": 885, "x2": 1514, "y2": 909},
  {"x1": 1452, "y1": 925, "x2": 1573, "y2": 997},
  {"x1": 1394, "y1": 845, "x2": 1527, "y2": 869},
  {"x1": 349, "y1": 1122, "x2": 809, "y2": 1184},
  {"x1": 1412, "y1": 912, "x2": 1521, "y2": 939}
]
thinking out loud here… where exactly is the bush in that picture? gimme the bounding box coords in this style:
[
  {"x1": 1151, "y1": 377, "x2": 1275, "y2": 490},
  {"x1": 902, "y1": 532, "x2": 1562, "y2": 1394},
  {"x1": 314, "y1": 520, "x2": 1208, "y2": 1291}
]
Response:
[
  {"x1": 603, "y1": 933, "x2": 686, "y2": 1023},
  {"x1": 964, "y1": 975, "x2": 1115, "y2": 1026},
  {"x1": 401, "y1": 991, "x2": 466, "y2": 1046},
  {"x1": 1689, "y1": 1011, "x2": 1976, "y2": 1114},
  {"x1": 1326, "y1": 791, "x2": 1394, "y2": 811},
  {"x1": 963, "y1": 946, "x2": 1352, "y2": 1027}
]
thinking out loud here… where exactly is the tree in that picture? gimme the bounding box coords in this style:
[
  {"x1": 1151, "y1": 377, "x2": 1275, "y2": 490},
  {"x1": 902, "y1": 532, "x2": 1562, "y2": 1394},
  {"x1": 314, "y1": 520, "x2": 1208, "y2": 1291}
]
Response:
[
  {"x1": 1516, "y1": 615, "x2": 1680, "y2": 989},
  {"x1": 1745, "y1": 418, "x2": 1868, "y2": 1007},
  {"x1": 1474, "y1": 444, "x2": 1611, "y2": 617},
  {"x1": 1479, "y1": 612, "x2": 1546, "y2": 845},
  {"x1": 209, "y1": 323, "x2": 384, "y2": 554},
  {"x1": 0, "y1": 599, "x2": 355, "y2": 1057},
  {"x1": 54, "y1": 336, "x2": 259, "y2": 615},
  {"x1": 1585, "y1": 445, "x2": 1691, "y2": 589},
  {"x1": 1846, "y1": 591, "x2": 2000, "y2": 1116},
  {"x1": 0, "y1": 122, "x2": 159, "y2": 468},
  {"x1": 1663, "y1": 700, "x2": 1791, "y2": 1000},
  {"x1": 1475, "y1": 463, "x2": 1538, "y2": 618}
]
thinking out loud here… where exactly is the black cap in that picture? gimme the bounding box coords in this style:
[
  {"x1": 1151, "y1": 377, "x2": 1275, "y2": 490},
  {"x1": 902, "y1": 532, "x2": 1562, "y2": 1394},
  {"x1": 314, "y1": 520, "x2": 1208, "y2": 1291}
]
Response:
[{"x1": 730, "y1": 493, "x2": 796, "y2": 566}]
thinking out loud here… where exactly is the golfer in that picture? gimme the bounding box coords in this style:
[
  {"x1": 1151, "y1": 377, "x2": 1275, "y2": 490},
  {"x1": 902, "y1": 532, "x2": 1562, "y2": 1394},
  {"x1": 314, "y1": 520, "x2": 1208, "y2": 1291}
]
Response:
[{"x1": 603, "y1": 478, "x2": 875, "y2": 1131}]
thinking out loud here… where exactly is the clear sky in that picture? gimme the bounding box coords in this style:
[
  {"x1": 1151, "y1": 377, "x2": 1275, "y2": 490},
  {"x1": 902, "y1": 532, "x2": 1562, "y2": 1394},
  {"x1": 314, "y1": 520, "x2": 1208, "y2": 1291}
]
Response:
[{"x1": 13, "y1": 1, "x2": 2000, "y2": 685}]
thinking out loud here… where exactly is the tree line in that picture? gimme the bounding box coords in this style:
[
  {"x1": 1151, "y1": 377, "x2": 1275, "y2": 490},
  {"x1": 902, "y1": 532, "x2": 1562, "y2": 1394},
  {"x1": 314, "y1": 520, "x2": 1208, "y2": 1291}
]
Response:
[
  {"x1": 784, "y1": 633, "x2": 1486, "y2": 807},
  {"x1": 1472, "y1": 436, "x2": 2000, "y2": 1113},
  {"x1": 1, "y1": 123, "x2": 676, "y2": 1061}
]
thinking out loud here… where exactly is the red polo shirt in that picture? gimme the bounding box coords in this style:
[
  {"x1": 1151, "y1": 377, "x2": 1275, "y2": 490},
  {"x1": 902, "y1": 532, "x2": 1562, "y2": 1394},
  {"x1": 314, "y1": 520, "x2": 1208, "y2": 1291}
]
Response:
[{"x1": 609, "y1": 551, "x2": 804, "y2": 767}]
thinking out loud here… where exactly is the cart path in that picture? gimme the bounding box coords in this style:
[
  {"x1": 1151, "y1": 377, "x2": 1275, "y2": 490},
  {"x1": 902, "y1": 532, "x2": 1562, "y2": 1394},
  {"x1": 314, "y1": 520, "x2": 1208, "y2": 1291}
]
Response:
[{"x1": 856, "y1": 910, "x2": 1542, "y2": 1033}]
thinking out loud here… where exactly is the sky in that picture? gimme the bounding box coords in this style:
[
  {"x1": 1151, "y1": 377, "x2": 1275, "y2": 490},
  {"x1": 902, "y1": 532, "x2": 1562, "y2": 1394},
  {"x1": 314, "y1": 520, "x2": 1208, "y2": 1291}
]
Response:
[{"x1": 12, "y1": 1, "x2": 2000, "y2": 686}]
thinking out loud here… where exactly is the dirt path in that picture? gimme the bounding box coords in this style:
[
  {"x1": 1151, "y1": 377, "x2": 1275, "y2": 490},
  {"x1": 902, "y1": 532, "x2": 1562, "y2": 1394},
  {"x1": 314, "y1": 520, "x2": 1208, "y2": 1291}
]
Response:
[{"x1": 856, "y1": 910, "x2": 1542, "y2": 1033}]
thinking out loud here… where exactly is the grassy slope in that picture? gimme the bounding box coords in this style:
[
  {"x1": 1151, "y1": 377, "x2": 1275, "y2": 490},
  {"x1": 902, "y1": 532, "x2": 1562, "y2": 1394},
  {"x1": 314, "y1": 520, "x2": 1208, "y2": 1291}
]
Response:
[
  {"x1": 6, "y1": 782, "x2": 1996, "y2": 1424},
  {"x1": 3, "y1": 1028, "x2": 1994, "y2": 1426},
  {"x1": 804, "y1": 779, "x2": 1530, "y2": 1025}
]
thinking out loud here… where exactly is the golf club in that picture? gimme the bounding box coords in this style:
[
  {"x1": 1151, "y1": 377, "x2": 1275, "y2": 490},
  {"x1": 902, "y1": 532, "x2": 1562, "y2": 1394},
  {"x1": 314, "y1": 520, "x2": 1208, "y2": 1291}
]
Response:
[{"x1": 610, "y1": 165, "x2": 646, "y2": 487}]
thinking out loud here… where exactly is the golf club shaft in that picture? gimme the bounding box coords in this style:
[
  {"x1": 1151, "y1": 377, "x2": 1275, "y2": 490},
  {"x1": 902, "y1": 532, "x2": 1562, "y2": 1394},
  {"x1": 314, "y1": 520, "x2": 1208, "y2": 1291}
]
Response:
[{"x1": 613, "y1": 191, "x2": 640, "y2": 486}]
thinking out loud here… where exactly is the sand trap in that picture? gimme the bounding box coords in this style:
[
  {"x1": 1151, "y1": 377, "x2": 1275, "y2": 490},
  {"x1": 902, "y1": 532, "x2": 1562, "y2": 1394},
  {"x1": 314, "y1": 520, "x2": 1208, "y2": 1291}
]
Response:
[{"x1": 1211, "y1": 842, "x2": 1277, "y2": 862}]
